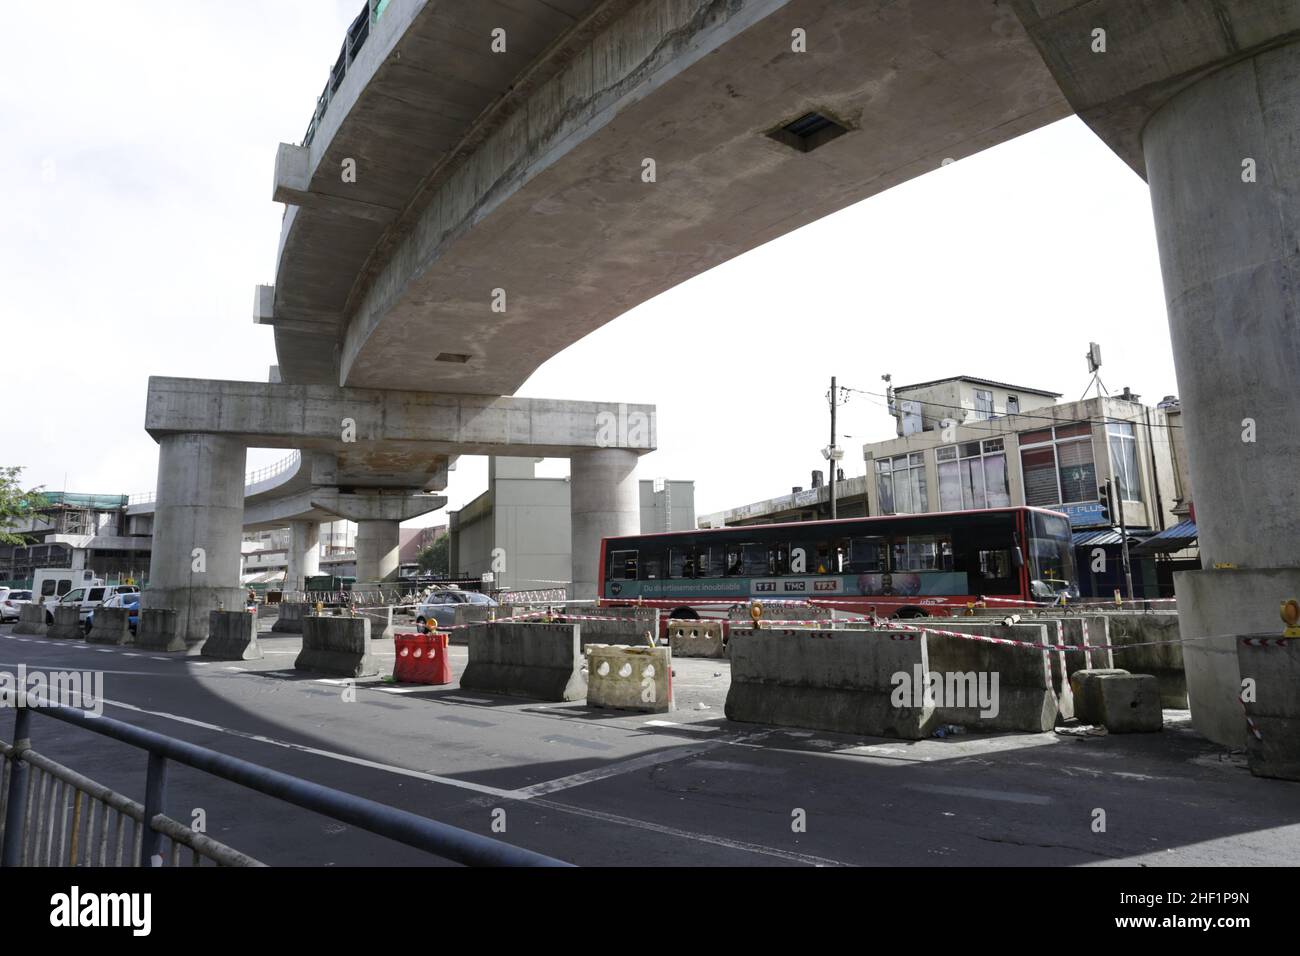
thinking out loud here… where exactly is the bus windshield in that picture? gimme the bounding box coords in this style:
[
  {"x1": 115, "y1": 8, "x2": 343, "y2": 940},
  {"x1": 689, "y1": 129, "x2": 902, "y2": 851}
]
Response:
[{"x1": 1027, "y1": 511, "x2": 1078, "y2": 600}]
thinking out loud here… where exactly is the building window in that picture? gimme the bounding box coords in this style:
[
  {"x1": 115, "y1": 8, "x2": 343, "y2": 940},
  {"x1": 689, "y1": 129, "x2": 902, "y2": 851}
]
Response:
[
  {"x1": 974, "y1": 389, "x2": 994, "y2": 420},
  {"x1": 937, "y1": 439, "x2": 1008, "y2": 511},
  {"x1": 1019, "y1": 423, "x2": 1097, "y2": 507},
  {"x1": 1007, "y1": 396, "x2": 1019, "y2": 414},
  {"x1": 1107, "y1": 422, "x2": 1143, "y2": 502},
  {"x1": 875, "y1": 453, "x2": 928, "y2": 515}
]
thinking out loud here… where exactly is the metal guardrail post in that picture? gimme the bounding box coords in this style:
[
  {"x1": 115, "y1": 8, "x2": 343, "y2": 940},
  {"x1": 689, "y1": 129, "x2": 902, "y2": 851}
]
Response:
[
  {"x1": 140, "y1": 753, "x2": 168, "y2": 867},
  {"x1": 1, "y1": 705, "x2": 32, "y2": 868}
]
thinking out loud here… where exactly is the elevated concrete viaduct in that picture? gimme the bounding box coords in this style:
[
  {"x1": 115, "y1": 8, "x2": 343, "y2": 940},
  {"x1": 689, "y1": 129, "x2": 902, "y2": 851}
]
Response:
[
  {"x1": 141, "y1": 376, "x2": 654, "y2": 647},
  {"x1": 141, "y1": 1, "x2": 1298, "y2": 745}
]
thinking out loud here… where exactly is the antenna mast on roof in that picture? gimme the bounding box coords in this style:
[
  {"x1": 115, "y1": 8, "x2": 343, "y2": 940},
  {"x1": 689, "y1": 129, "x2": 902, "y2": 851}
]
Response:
[{"x1": 1080, "y1": 343, "x2": 1109, "y2": 402}]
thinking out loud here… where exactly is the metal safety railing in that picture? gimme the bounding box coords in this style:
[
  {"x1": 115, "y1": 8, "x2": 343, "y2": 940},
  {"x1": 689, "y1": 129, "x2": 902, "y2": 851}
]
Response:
[
  {"x1": 128, "y1": 451, "x2": 301, "y2": 506},
  {"x1": 1, "y1": 699, "x2": 570, "y2": 868},
  {"x1": 302, "y1": 0, "x2": 389, "y2": 148}
]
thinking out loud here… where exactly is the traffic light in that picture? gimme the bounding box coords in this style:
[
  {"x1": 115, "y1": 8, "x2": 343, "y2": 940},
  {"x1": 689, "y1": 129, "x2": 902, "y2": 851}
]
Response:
[{"x1": 1097, "y1": 480, "x2": 1113, "y2": 525}]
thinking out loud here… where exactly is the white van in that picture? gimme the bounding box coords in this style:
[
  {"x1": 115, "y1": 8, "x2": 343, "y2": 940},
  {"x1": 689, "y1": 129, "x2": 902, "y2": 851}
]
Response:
[
  {"x1": 34, "y1": 569, "x2": 100, "y2": 614},
  {"x1": 49, "y1": 583, "x2": 139, "y2": 625}
]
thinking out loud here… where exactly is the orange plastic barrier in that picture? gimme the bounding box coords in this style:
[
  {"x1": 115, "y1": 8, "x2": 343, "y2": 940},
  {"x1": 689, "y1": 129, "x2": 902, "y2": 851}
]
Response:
[{"x1": 393, "y1": 632, "x2": 452, "y2": 685}]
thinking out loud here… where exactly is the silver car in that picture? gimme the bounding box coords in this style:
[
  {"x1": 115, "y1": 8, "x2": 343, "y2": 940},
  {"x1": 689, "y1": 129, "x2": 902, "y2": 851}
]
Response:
[
  {"x1": 413, "y1": 589, "x2": 497, "y2": 629},
  {"x1": 0, "y1": 589, "x2": 32, "y2": 623}
]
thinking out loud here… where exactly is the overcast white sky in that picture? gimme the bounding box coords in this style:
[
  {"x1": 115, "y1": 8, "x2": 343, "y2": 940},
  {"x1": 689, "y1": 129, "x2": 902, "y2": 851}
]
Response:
[{"x1": 0, "y1": 2, "x2": 1177, "y2": 527}]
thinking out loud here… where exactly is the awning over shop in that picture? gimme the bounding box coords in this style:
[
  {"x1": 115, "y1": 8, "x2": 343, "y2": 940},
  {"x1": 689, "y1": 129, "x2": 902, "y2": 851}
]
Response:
[
  {"x1": 1130, "y1": 520, "x2": 1198, "y2": 555},
  {"x1": 1071, "y1": 528, "x2": 1151, "y2": 548}
]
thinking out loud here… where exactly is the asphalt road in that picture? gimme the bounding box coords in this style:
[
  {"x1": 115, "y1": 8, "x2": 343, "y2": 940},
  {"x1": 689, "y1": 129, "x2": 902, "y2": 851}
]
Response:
[{"x1": 1, "y1": 621, "x2": 1297, "y2": 867}]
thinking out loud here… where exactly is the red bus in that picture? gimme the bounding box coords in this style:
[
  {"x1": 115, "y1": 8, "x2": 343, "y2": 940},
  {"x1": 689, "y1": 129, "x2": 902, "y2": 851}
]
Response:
[{"x1": 598, "y1": 506, "x2": 1077, "y2": 621}]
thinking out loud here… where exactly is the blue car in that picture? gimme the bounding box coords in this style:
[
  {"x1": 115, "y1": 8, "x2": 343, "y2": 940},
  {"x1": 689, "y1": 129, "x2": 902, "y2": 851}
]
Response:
[{"x1": 85, "y1": 591, "x2": 141, "y2": 635}]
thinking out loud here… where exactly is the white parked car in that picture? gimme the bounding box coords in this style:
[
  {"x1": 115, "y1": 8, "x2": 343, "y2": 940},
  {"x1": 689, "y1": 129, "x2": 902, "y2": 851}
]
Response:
[{"x1": 0, "y1": 589, "x2": 32, "y2": 623}]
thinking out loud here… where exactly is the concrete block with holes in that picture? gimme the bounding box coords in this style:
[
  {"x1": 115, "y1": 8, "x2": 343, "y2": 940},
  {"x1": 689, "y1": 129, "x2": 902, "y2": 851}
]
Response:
[
  {"x1": 585, "y1": 644, "x2": 673, "y2": 713},
  {"x1": 669, "y1": 620, "x2": 726, "y2": 659}
]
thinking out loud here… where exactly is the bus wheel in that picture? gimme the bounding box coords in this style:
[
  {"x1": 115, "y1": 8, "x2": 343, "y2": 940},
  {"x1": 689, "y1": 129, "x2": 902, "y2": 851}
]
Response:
[{"x1": 668, "y1": 607, "x2": 699, "y2": 620}]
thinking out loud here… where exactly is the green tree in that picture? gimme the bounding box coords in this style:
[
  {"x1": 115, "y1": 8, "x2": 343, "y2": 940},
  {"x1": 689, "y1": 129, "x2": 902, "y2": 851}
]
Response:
[
  {"x1": 0, "y1": 467, "x2": 47, "y2": 546},
  {"x1": 416, "y1": 534, "x2": 450, "y2": 576}
]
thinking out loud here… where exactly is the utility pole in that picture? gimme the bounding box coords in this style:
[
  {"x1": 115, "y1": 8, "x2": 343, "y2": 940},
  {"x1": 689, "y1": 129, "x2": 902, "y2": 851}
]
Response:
[
  {"x1": 1115, "y1": 480, "x2": 1135, "y2": 601},
  {"x1": 829, "y1": 376, "x2": 838, "y2": 520}
]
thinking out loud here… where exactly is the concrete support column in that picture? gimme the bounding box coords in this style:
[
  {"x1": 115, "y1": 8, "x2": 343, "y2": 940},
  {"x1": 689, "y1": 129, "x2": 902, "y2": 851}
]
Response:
[
  {"x1": 286, "y1": 520, "x2": 320, "y2": 592},
  {"x1": 1143, "y1": 40, "x2": 1300, "y2": 746},
  {"x1": 144, "y1": 434, "x2": 247, "y2": 647},
  {"x1": 355, "y1": 520, "x2": 401, "y2": 584},
  {"x1": 570, "y1": 448, "x2": 639, "y2": 600}
]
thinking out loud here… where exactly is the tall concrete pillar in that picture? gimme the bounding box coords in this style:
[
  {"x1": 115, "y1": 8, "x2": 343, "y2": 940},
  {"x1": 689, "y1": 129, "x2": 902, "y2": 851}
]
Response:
[
  {"x1": 286, "y1": 520, "x2": 320, "y2": 591},
  {"x1": 310, "y1": 492, "x2": 446, "y2": 585},
  {"x1": 144, "y1": 434, "x2": 247, "y2": 647},
  {"x1": 570, "y1": 448, "x2": 639, "y2": 600},
  {"x1": 1143, "y1": 40, "x2": 1300, "y2": 746},
  {"x1": 355, "y1": 520, "x2": 401, "y2": 584}
]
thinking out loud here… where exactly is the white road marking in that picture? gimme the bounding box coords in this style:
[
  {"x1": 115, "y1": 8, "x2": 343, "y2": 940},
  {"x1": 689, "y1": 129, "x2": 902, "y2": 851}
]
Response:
[
  {"x1": 98, "y1": 697, "x2": 518, "y2": 799},
  {"x1": 642, "y1": 720, "x2": 718, "y2": 733},
  {"x1": 904, "y1": 783, "x2": 1051, "y2": 806},
  {"x1": 515, "y1": 742, "x2": 722, "y2": 798},
  {"x1": 440, "y1": 695, "x2": 494, "y2": 705},
  {"x1": 529, "y1": 797, "x2": 850, "y2": 867}
]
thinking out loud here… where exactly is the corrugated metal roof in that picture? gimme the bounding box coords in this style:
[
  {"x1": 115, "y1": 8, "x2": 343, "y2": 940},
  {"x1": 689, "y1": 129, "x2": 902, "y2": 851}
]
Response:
[
  {"x1": 1071, "y1": 528, "x2": 1153, "y2": 547},
  {"x1": 1131, "y1": 520, "x2": 1198, "y2": 555}
]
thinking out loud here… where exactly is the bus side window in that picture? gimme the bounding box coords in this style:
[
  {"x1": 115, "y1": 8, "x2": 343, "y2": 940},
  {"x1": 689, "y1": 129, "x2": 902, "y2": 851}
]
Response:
[
  {"x1": 57, "y1": 580, "x2": 72, "y2": 596},
  {"x1": 609, "y1": 550, "x2": 638, "y2": 580},
  {"x1": 41, "y1": 581, "x2": 56, "y2": 597}
]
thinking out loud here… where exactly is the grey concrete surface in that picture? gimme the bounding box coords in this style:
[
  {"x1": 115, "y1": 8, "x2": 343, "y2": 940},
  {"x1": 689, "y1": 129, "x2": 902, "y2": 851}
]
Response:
[
  {"x1": 726, "y1": 627, "x2": 935, "y2": 740},
  {"x1": 144, "y1": 433, "x2": 247, "y2": 647},
  {"x1": 296, "y1": 615, "x2": 378, "y2": 678},
  {"x1": 267, "y1": 0, "x2": 1069, "y2": 390},
  {"x1": 460, "y1": 623, "x2": 587, "y2": 701},
  {"x1": 926, "y1": 622, "x2": 1059, "y2": 732},
  {"x1": 2, "y1": 621, "x2": 1299, "y2": 866},
  {"x1": 286, "y1": 520, "x2": 320, "y2": 592},
  {"x1": 202, "y1": 610, "x2": 263, "y2": 662},
  {"x1": 1237, "y1": 636, "x2": 1300, "y2": 781},
  {"x1": 86, "y1": 607, "x2": 131, "y2": 646},
  {"x1": 1144, "y1": 39, "x2": 1300, "y2": 746},
  {"x1": 570, "y1": 448, "x2": 639, "y2": 599}
]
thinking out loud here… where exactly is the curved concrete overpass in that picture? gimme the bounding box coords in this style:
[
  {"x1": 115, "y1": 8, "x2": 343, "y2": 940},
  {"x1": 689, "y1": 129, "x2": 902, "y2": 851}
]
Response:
[{"x1": 264, "y1": 0, "x2": 1071, "y2": 390}]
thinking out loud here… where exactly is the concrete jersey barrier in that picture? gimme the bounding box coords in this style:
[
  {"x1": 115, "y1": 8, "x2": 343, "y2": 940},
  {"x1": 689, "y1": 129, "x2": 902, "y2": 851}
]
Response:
[
  {"x1": 460, "y1": 622, "x2": 587, "y2": 702},
  {"x1": 1103, "y1": 612, "x2": 1186, "y2": 708},
  {"x1": 135, "y1": 608, "x2": 185, "y2": 653},
  {"x1": 203, "y1": 610, "x2": 264, "y2": 661},
  {"x1": 87, "y1": 606, "x2": 132, "y2": 646},
  {"x1": 296, "y1": 615, "x2": 378, "y2": 678},
  {"x1": 923, "y1": 622, "x2": 1059, "y2": 733},
  {"x1": 272, "y1": 602, "x2": 308, "y2": 634},
  {"x1": 725, "y1": 626, "x2": 936, "y2": 740},
  {"x1": 1236, "y1": 636, "x2": 1300, "y2": 781},
  {"x1": 47, "y1": 605, "x2": 84, "y2": 641},
  {"x1": 13, "y1": 604, "x2": 47, "y2": 636}
]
